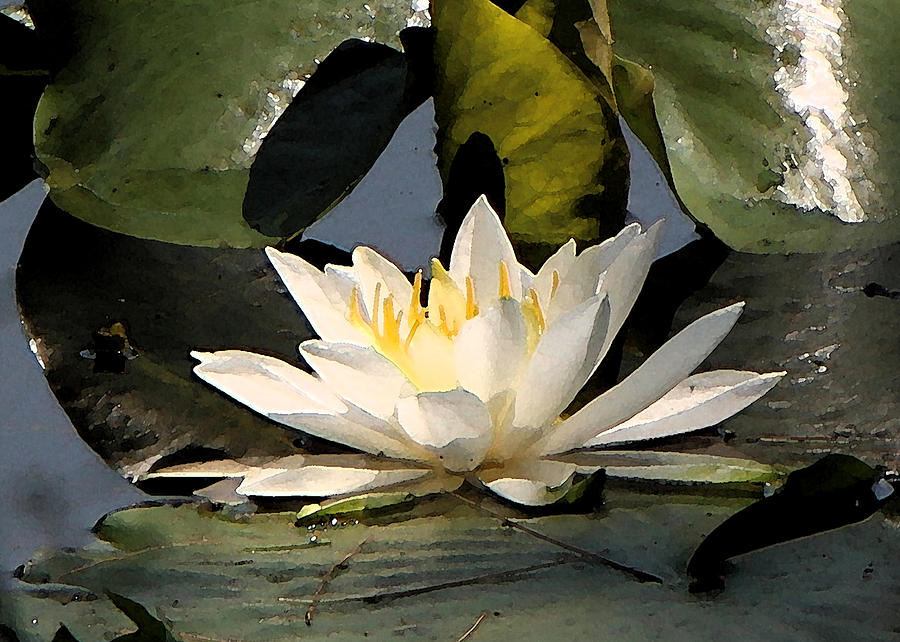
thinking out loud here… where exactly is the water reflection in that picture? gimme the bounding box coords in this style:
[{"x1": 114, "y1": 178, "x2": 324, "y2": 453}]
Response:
[{"x1": 766, "y1": 0, "x2": 874, "y2": 223}]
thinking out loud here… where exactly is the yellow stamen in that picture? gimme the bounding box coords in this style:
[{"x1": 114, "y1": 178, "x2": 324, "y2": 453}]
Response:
[
  {"x1": 526, "y1": 288, "x2": 546, "y2": 333},
  {"x1": 498, "y1": 261, "x2": 512, "y2": 298},
  {"x1": 438, "y1": 304, "x2": 450, "y2": 336},
  {"x1": 409, "y1": 270, "x2": 424, "y2": 323},
  {"x1": 371, "y1": 282, "x2": 382, "y2": 334},
  {"x1": 404, "y1": 317, "x2": 421, "y2": 350},
  {"x1": 465, "y1": 276, "x2": 478, "y2": 319},
  {"x1": 382, "y1": 295, "x2": 398, "y2": 345},
  {"x1": 550, "y1": 269, "x2": 560, "y2": 300}
]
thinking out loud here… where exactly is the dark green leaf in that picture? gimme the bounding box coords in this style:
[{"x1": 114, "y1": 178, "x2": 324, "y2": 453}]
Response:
[
  {"x1": 15, "y1": 200, "x2": 314, "y2": 476},
  {"x1": 106, "y1": 592, "x2": 181, "y2": 642},
  {"x1": 31, "y1": 0, "x2": 422, "y2": 247},
  {"x1": 243, "y1": 38, "x2": 428, "y2": 238},
  {"x1": 0, "y1": 16, "x2": 48, "y2": 200}
]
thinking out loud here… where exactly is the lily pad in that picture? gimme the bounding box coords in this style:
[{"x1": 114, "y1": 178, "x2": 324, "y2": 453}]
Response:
[
  {"x1": 666, "y1": 241, "x2": 900, "y2": 473},
  {"x1": 607, "y1": 0, "x2": 900, "y2": 252},
  {"x1": 15, "y1": 200, "x2": 315, "y2": 477},
  {"x1": 31, "y1": 0, "x2": 422, "y2": 248},
  {"x1": 432, "y1": 0, "x2": 630, "y2": 263},
  {"x1": 4, "y1": 492, "x2": 900, "y2": 640},
  {"x1": 688, "y1": 454, "x2": 894, "y2": 590},
  {"x1": 242, "y1": 36, "x2": 431, "y2": 239}
]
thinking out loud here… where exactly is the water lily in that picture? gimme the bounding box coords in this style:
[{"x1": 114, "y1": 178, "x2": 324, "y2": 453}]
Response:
[{"x1": 151, "y1": 196, "x2": 785, "y2": 505}]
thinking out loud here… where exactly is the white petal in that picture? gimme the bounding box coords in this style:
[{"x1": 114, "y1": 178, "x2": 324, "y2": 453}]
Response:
[
  {"x1": 478, "y1": 460, "x2": 577, "y2": 506},
  {"x1": 299, "y1": 340, "x2": 414, "y2": 418},
  {"x1": 531, "y1": 238, "x2": 577, "y2": 306},
  {"x1": 534, "y1": 302, "x2": 747, "y2": 455},
  {"x1": 449, "y1": 195, "x2": 523, "y2": 304},
  {"x1": 585, "y1": 370, "x2": 785, "y2": 447},
  {"x1": 513, "y1": 295, "x2": 611, "y2": 431},
  {"x1": 595, "y1": 221, "x2": 663, "y2": 358},
  {"x1": 396, "y1": 390, "x2": 494, "y2": 472},
  {"x1": 545, "y1": 223, "x2": 641, "y2": 324},
  {"x1": 553, "y1": 450, "x2": 780, "y2": 484},
  {"x1": 454, "y1": 298, "x2": 529, "y2": 402},
  {"x1": 271, "y1": 406, "x2": 423, "y2": 461},
  {"x1": 351, "y1": 245, "x2": 413, "y2": 322},
  {"x1": 144, "y1": 459, "x2": 253, "y2": 479},
  {"x1": 236, "y1": 465, "x2": 430, "y2": 497},
  {"x1": 265, "y1": 247, "x2": 362, "y2": 343},
  {"x1": 192, "y1": 350, "x2": 346, "y2": 415}
]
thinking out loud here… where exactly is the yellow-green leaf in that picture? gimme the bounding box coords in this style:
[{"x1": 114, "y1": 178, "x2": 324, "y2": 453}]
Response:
[{"x1": 432, "y1": 0, "x2": 628, "y2": 259}]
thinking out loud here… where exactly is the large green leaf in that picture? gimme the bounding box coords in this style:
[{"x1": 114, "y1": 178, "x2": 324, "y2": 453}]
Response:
[
  {"x1": 32, "y1": 0, "x2": 422, "y2": 248},
  {"x1": 607, "y1": 0, "x2": 900, "y2": 253},
  {"x1": 432, "y1": 0, "x2": 629, "y2": 262},
  {"x1": 4, "y1": 493, "x2": 900, "y2": 640}
]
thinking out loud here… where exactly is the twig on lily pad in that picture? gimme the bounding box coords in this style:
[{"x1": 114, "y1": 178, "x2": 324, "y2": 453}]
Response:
[
  {"x1": 305, "y1": 536, "x2": 371, "y2": 626},
  {"x1": 279, "y1": 557, "x2": 579, "y2": 606},
  {"x1": 451, "y1": 492, "x2": 663, "y2": 584},
  {"x1": 457, "y1": 611, "x2": 489, "y2": 642}
]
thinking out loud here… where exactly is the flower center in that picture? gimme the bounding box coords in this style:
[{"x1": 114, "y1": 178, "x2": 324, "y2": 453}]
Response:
[{"x1": 347, "y1": 259, "x2": 552, "y2": 389}]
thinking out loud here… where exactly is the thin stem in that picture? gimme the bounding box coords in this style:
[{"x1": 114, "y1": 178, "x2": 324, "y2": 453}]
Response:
[
  {"x1": 278, "y1": 557, "x2": 578, "y2": 606},
  {"x1": 457, "y1": 611, "x2": 488, "y2": 642},
  {"x1": 451, "y1": 492, "x2": 663, "y2": 584},
  {"x1": 305, "y1": 536, "x2": 370, "y2": 625}
]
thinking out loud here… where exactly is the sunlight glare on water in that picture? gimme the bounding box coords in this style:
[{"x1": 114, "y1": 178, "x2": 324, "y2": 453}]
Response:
[{"x1": 764, "y1": 0, "x2": 875, "y2": 223}]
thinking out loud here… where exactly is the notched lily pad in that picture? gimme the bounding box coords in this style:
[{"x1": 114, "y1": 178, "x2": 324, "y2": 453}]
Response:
[{"x1": 15, "y1": 200, "x2": 317, "y2": 476}]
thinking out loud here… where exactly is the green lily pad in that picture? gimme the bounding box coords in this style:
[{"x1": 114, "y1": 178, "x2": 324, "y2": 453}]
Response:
[
  {"x1": 31, "y1": 0, "x2": 421, "y2": 248},
  {"x1": 4, "y1": 492, "x2": 900, "y2": 640},
  {"x1": 432, "y1": 0, "x2": 629, "y2": 262},
  {"x1": 296, "y1": 492, "x2": 418, "y2": 525},
  {"x1": 607, "y1": 0, "x2": 900, "y2": 252},
  {"x1": 15, "y1": 200, "x2": 314, "y2": 477},
  {"x1": 667, "y1": 243, "x2": 900, "y2": 475}
]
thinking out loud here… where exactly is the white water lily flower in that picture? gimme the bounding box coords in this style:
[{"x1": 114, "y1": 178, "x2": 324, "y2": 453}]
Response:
[{"x1": 152, "y1": 196, "x2": 785, "y2": 506}]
